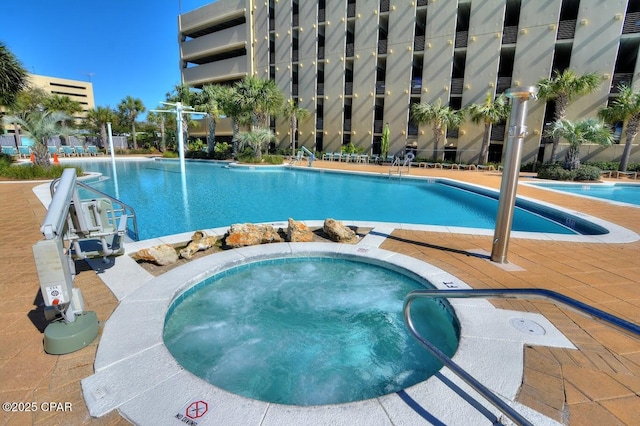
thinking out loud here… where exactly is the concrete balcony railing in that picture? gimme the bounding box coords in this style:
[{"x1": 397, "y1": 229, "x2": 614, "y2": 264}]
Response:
[
  {"x1": 450, "y1": 78, "x2": 464, "y2": 95},
  {"x1": 346, "y1": 43, "x2": 354, "y2": 57},
  {"x1": 611, "y1": 73, "x2": 633, "y2": 93},
  {"x1": 378, "y1": 39, "x2": 387, "y2": 54},
  {"x1": 455, "y1": 31, "x2": 468, "y2": 48},
  {"x1": 491, "y1": 124, "x2": 506, "y2": 141},
  {"x1": 347, "y1": 3, "x2": 356, "y2": 18},
  {"x1": 375, "y1": 82, "x2": 385, "y2": 95},
  {"x1": 317, "y1": 83, "x2": 324, "y2": 96},
  {"x1": 414, "y1": 35, "x2": 425, "y2": 51},
  {"x1": 344, "y1": 82, "x2": 353, "y2": 95},
  {"x1": 380, "y1": 0, "x2": 390, "y2": 13}
]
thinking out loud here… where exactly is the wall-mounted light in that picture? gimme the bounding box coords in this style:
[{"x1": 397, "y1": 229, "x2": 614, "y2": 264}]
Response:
[
  {"x1": 447, "y1": 39, "x2": 453, "y2": 45},
  {"x1": 357, "y1": 13, "x2": 361, "y2": 18},
  {"x1": 420, "y1": 130, "x2": 425, "y2": 135},
  {"x1": 470, "y1": 36, "x2": 476, "y2": 42},
  {"x1": 488, "y1": 82, "x2": 495, "y2": 88},
  {"x1": 391, "y1": 5, "x2": 396, "y2": 10},
  {"x1": 603, "y1": 73, "x2": 611, "y2": 79},
  {"x1": 427, "y1": 42, "x2": 432, "y2": 48},
  {"x1": 423, "y1": 88, "x2": 428, "y2": 93},
  {"x1": 299, "y1": 27, "x2": 304, "y2": 32},
  {"x1": 324, "y1": 131, "x2": 328, "y2": 135},
  {"x1": 465, "y1": 84, "x2": 471, "y2": 90},
  {"x1": 368, "y1": 131, "x2": 372, "y2": 135},
  {"x1": 514, "y1": 80, "x2": 521, "y2": 86},
  {"x1": 614, "y1": 13, "x2": 623, "y2": 21},
  {"x1": 338, "y1": 131, "x2": 342, "y2": 135},
  {"x1": 327, "y1": 21, "x2": 331, "y2": 25},
  {"x1": 494, "y1": 32, "x2": 501, "y2": 38},
  {"x1": 370, "y1": 92, "x2": 374, "y2": 97},
  {"x1": 548, "y1": 24, "x2": 556, "y2": 30},
  {"x1": 386, "y1": 90, "x2": 391, "y2": 95},
  {"x1": 372, "y1": 51, "x2": 376, "y2": 56},
  {"x1": 276, "y1": 131, "x2": 280, "y2": 135},
  {"x1": 407, "y1": 46, "x2": 412, "y2": 51},
  {"x1": 444, "y1": 86, "x2": 449, "y2": 91},
  {"x1": 459, "y1": 130, "x2": 466, "y2": 136},
  {"x1": 287, "y1": 30, "x2": 291, "y2": 34},
  {"x1": 519, "y1": 28, "x2": 527, "y2": 35},
  {"x1": 533, "y1": 130, "x2": 540, "y2": 135},
  {"x1": 389, "y1": 49, "x2": 393, "y2": 54},
  {"x1": 276, "y1": 33, "x2": 279, "y2": 37},
  {"x1": 355, "y1": 54, "x2": 360, "y2": 59},
  {"x1": 311, "y1": 131, "x2": 315, "y2": 135},
  {"x1": 354, "y1": 93, "x2": 358, "y2": 98},
  {"x1": 404, "y1": 89, "x2": 409, "y2": 94},
  {"x1": 299, "y1": 63, "x2": 304, "y2": 68},
  {"x1": 352, "y1": 131, "x2": 356, "y2": 135},
  {"x1": 401, "y1": 130, "x2": 406, "y2": 135},
  {"x1": 339, "y1": 94, "x2": 343, "y2": 99},
  {"x1": 276, "y1": 67, "x2": 280, "y2": 71},
  {"x1": 325, "y1": 95, "x2": 329, "y2": 100},
  {"x1": 580, "y1": 19, "x2": 588, "y2": 26}
]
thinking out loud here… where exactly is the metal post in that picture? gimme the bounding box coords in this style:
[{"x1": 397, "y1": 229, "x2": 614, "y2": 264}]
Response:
[
  {"x1": 107, "y1": 122, "x2": 120, "y2": 199},
  {"x1": 490, "y1": 86, "x2": 537, "y2": 263},
  {"x1": 176, "y1": 102, "x2": 186, "y2": 176}
]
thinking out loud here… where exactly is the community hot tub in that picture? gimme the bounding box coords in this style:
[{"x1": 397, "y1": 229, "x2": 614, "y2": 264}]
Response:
[{"x1": 163, "y1": 256, "x2": 460, "y2": 406}]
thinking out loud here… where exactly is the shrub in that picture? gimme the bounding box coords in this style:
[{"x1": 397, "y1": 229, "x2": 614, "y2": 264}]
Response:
[
  {"x1": 584, "y1": 161, "x2": 618, "y2": 171},
  {"x1": 573, "y1": 165, "x2": 602, "y2": 181},
  {"x1": 0, "y1": 161, "x2": 82, "y2": 180},
  {"x1": 536, "y1": 163, "x2": 575, "y2": 181},
  {"x1": 162, "y1": 151, "x2": 179, "y2": 158},
  {"x1": 520, "y1": 161, "x2": 542, "y2": 172},
  {"x1": 262, "y1": 155, "x2": 284, "y2": 164}
]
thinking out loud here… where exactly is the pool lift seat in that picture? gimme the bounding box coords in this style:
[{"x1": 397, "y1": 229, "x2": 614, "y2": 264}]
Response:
[{"x1": 32, "y1": 168, "x2": 136, "y2": 354}]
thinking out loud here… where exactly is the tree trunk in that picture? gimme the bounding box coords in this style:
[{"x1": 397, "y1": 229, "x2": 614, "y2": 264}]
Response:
[
  {"x1": 207, "y1": 115, "x2": 216, "y2": 154},
  {"x1": 619, "y1": 118, "x2": 638, "y2": 172},
  {"x1": 432, "y1": 124, "x2": 442, "y2": 161},
  {"x1": 563, "y1": 145, "x2": 581, "y2": 171},
  {"x1": 548, "y1": 97, "x2": 568, "y2": 163},
  {"x1": 160, "y1": 117, "x2": 166, "y2": 153},
  {"x1": 13, "y1": 124, "x2": 21, "y2": 147},
  {"x1": 232, "y1": 119, "x2": 240, "y2": 159},
  {"x1": 100, "y1": 123, "x2": 107, "y2": 149},
  {"x1": 131, "y1": 121, "x2": 138, "y2": 150},
  {"x1": 33, "y1": 139, "x2": 50, "y2": 167},
  {"x1": 478, "y1": 123, "x2": 491, "y2": 164}
]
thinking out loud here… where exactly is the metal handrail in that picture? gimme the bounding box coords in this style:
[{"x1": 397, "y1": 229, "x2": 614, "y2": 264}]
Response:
[
  {"x1": 50, "y1": 177, "x2": 139, "y2": 241},
  {"x1": 403, "y1": 288, "x2": 640, "y2": 426}
]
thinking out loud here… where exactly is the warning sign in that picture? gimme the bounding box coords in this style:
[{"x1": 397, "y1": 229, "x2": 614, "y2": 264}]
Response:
[{"x1": 175, "y1": 398, "x2": 211, "y2": 425}]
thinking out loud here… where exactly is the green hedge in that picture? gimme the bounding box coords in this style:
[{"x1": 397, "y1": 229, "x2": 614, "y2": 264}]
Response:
[{"x1": 536, "y1": 163, "x2": 601, "y2": 181}]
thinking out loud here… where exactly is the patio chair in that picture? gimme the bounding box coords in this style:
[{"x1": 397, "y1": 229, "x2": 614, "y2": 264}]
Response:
[
  {"x1": 322, "y1": 152, "x2": 333, "y2": 161},
  {"x1": 1, "y1": 146, "x2": 19, "y2": 157},
  {"x1": 60, "y1": 146, "x2": 76, "y2": 157},
  {"x1": 74, "y1": 146, "x2": 88, "y2": 156},
  {"x1": 87, "y1": 146, "x2": 102, "y2": 156},
  {"x1": 358, "y1": 154, "x2": 369, "y2": 164},
  {"x1": 18, "y1": 146, "x2": 32, "y2": 158},
  {"x1": 332, "y1": 152, "x2": 343, "y2": 162},
  {"x1": 48, "y1": 146, "x2": 59, "y2": 156}
]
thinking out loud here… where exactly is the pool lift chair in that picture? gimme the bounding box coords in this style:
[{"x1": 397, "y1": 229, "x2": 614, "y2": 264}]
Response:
[
  {"x1": 32, "y1": 168, "x2": 137, "y2": 354},
  {"x1": 290, "y1": 146, "x2": 315, "y2": 167}
]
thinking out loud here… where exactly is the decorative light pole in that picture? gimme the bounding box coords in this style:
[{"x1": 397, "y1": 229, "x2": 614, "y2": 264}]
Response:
[{"x1": 490, "y1": 86, "x2": 538, "y2": 264}]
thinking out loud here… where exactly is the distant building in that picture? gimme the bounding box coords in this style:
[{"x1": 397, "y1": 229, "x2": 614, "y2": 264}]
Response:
[
  {"x1": 178, "y1": 0, "x2": 640, "y2": 164},
  {"x1": 29, "y1": 74, "x2": 95, "y2": 121}
]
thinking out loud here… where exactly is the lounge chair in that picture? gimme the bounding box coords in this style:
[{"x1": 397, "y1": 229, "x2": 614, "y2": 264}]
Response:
[
  {"x1": 48, "y1": 146, "x2": 59, "y2": 155},
  {"x1": 74, "y1": 146, "x2": 88, "y2": 156},
  {"x1": 1, "y1": 146, "x2": 19, "y2": 157},
  {"x1": 60, "y1": 146, "x2": 76, "y2": 156},
  {"x1": 458, "y1": 164, "x2": 477, "y2": 171},
  {"x1": 87, "y1": 145, "x2": 102, "y2": 156},
  {"x1": 358, "y1": 154, "x2": 369, "y2": 164},
  {"x1": 615, "y1": 171, "x2": 638, "y2": 179},
  {"x1": 332, "y1": 152, "x2": 343, "y2": 162},
  {"x1": 476, "y1": 164, "x2": 496, "y2": 171},
  {"x1": 322, "y1": 152, "x2": 333, "y2": 161},
  {"x1": 18, "y1": 146, "x2": 31, "y2": 158}
]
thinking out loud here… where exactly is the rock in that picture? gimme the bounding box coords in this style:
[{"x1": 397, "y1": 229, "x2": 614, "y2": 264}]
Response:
[
  {"x1": 286, "y1": 218, "x2": 313, "y2": 242},
  {"x1": 224, "y1": 223, "x2": 283, "y2": 248},
  {"x1": 323, "y1": 218, "x2": 358, "y2": 243},
  {"x1": 131, "y1": 244, "x2": 178, "y2": 266},
  {"x1": 179, "y1": 231, "x2": 219, "y2": 259}
]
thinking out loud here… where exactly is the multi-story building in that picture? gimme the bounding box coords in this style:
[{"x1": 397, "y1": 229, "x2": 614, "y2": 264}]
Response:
[
  {"x1": 29, "y1": 74, "x2": 95, "y2": 121},
  {"x1": 178, "y1": 0, "x2": 640, "y2": 164}
]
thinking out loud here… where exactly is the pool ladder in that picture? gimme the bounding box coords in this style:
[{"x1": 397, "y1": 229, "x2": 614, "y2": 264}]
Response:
[{"x1": 403, "y1": 288, "x2": 640, "y2": 426}]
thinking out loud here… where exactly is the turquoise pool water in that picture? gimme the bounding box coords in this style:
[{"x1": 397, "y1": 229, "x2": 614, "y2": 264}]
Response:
[
  {"x1": 529, "y1": 182, "x2": 640, "y2": 207},
  {"x1": 163, "y1": 257, "x2": 459, "y2": 405},
  {"x1": 73, "y1": 159, "x2": 604, "y2": 240}
]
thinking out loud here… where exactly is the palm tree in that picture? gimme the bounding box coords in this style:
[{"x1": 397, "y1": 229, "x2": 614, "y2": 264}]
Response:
[
  {"x1": 237, "y1": 128, "x2": 274, "y2": 159},
  {"x1": 2, "y1": 111, "x2": 72, "y2": 166},
  {"x1": 117, "y1": 96, "x2": 146, "y2": 150},
  {"x1": 147, "y1": 109, "x2": 167, "y2": 152},
  {"x1": 234, "y1": 77, "x2": 284, "y2": 130},
  {"x1": 546, "y1": 118, "x2": 613, "y2": 170},
  {"x1": 598, "y1": 83, "x2": 640, "y2": 172},
  {"x1": 411, "y1": 99, "x2": 465, "y2": 161},
  {"x1": 6, "y1": 87, "x2": 50, "y2": 147},
  {"x1": 381, "y1": 123, "x2": 390, "y2": 160},
  {"x1": 468, "y1": 92, "x2": 510, "y2": 164},
  {"x1": 282, "y1": 99, "x2": 309, "y2": 155},
  {"x1": 0, "y1": 42, "x2": 28, "y2": 108},
  {"x1": 195, "y1": 84, "x2": 224, "y2": 154},
  {"x1": 537, "y1": 69, "x2": 601, "y2": 163},
  {"x1": 216, "y1": 85, "x2": 250, "y2": 158},
  {"x1": 44, "y1": 95, "x2": 83, "y2": 126},
  {"x1": 86, "y1": 106, "x2": 117, "y2": 148}
]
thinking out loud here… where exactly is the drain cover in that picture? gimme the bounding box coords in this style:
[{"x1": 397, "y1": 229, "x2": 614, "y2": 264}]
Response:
[{"x1": 509, "y1": 318, "x2": 546, "y2": 335}]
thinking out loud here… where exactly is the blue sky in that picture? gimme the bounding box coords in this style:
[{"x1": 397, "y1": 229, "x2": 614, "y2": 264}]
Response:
[{"x1": 2, "y1": 1, "x2": 212, "y2": 117}]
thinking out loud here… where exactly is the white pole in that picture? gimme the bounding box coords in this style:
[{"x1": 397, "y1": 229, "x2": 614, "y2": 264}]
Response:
[
  {"x1": 176, "y1": 102, "x2": 186, "y2": 176},
  {"x1": 107, "y1": 122, "x2": 120, "y2": 199}
]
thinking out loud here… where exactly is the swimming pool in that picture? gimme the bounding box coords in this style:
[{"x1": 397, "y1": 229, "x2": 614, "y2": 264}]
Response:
[
  {"x1": 524, "y1": 181, "x2": 640, "y2": 207},
  {"x1": 70, "y1": 159, "x2": 607, "y2": 240},
  {"x1": 163, "y1": 257, "x2": 459, "y2": 406}
]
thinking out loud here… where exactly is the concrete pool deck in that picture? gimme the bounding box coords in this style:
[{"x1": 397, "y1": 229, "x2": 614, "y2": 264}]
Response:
[{"x1": 1, "y1": 160, "x2": 639, "y2": 425}]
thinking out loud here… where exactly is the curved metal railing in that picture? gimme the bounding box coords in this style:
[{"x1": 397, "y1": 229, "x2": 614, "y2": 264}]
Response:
[{"x1": 403, "y1": 288, "x2": 640, "y2": 426}]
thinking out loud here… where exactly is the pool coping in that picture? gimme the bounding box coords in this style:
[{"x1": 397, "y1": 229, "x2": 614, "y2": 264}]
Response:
[
  {"x1": 30, "y1": 165, "x2": 640, "y2": 245},
  {"x1": 521, "y1": 180, "x2": 640, "y2": 209},
  {"x1": 81, "y1": 235, "x2": 574, "y2": 426}
]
